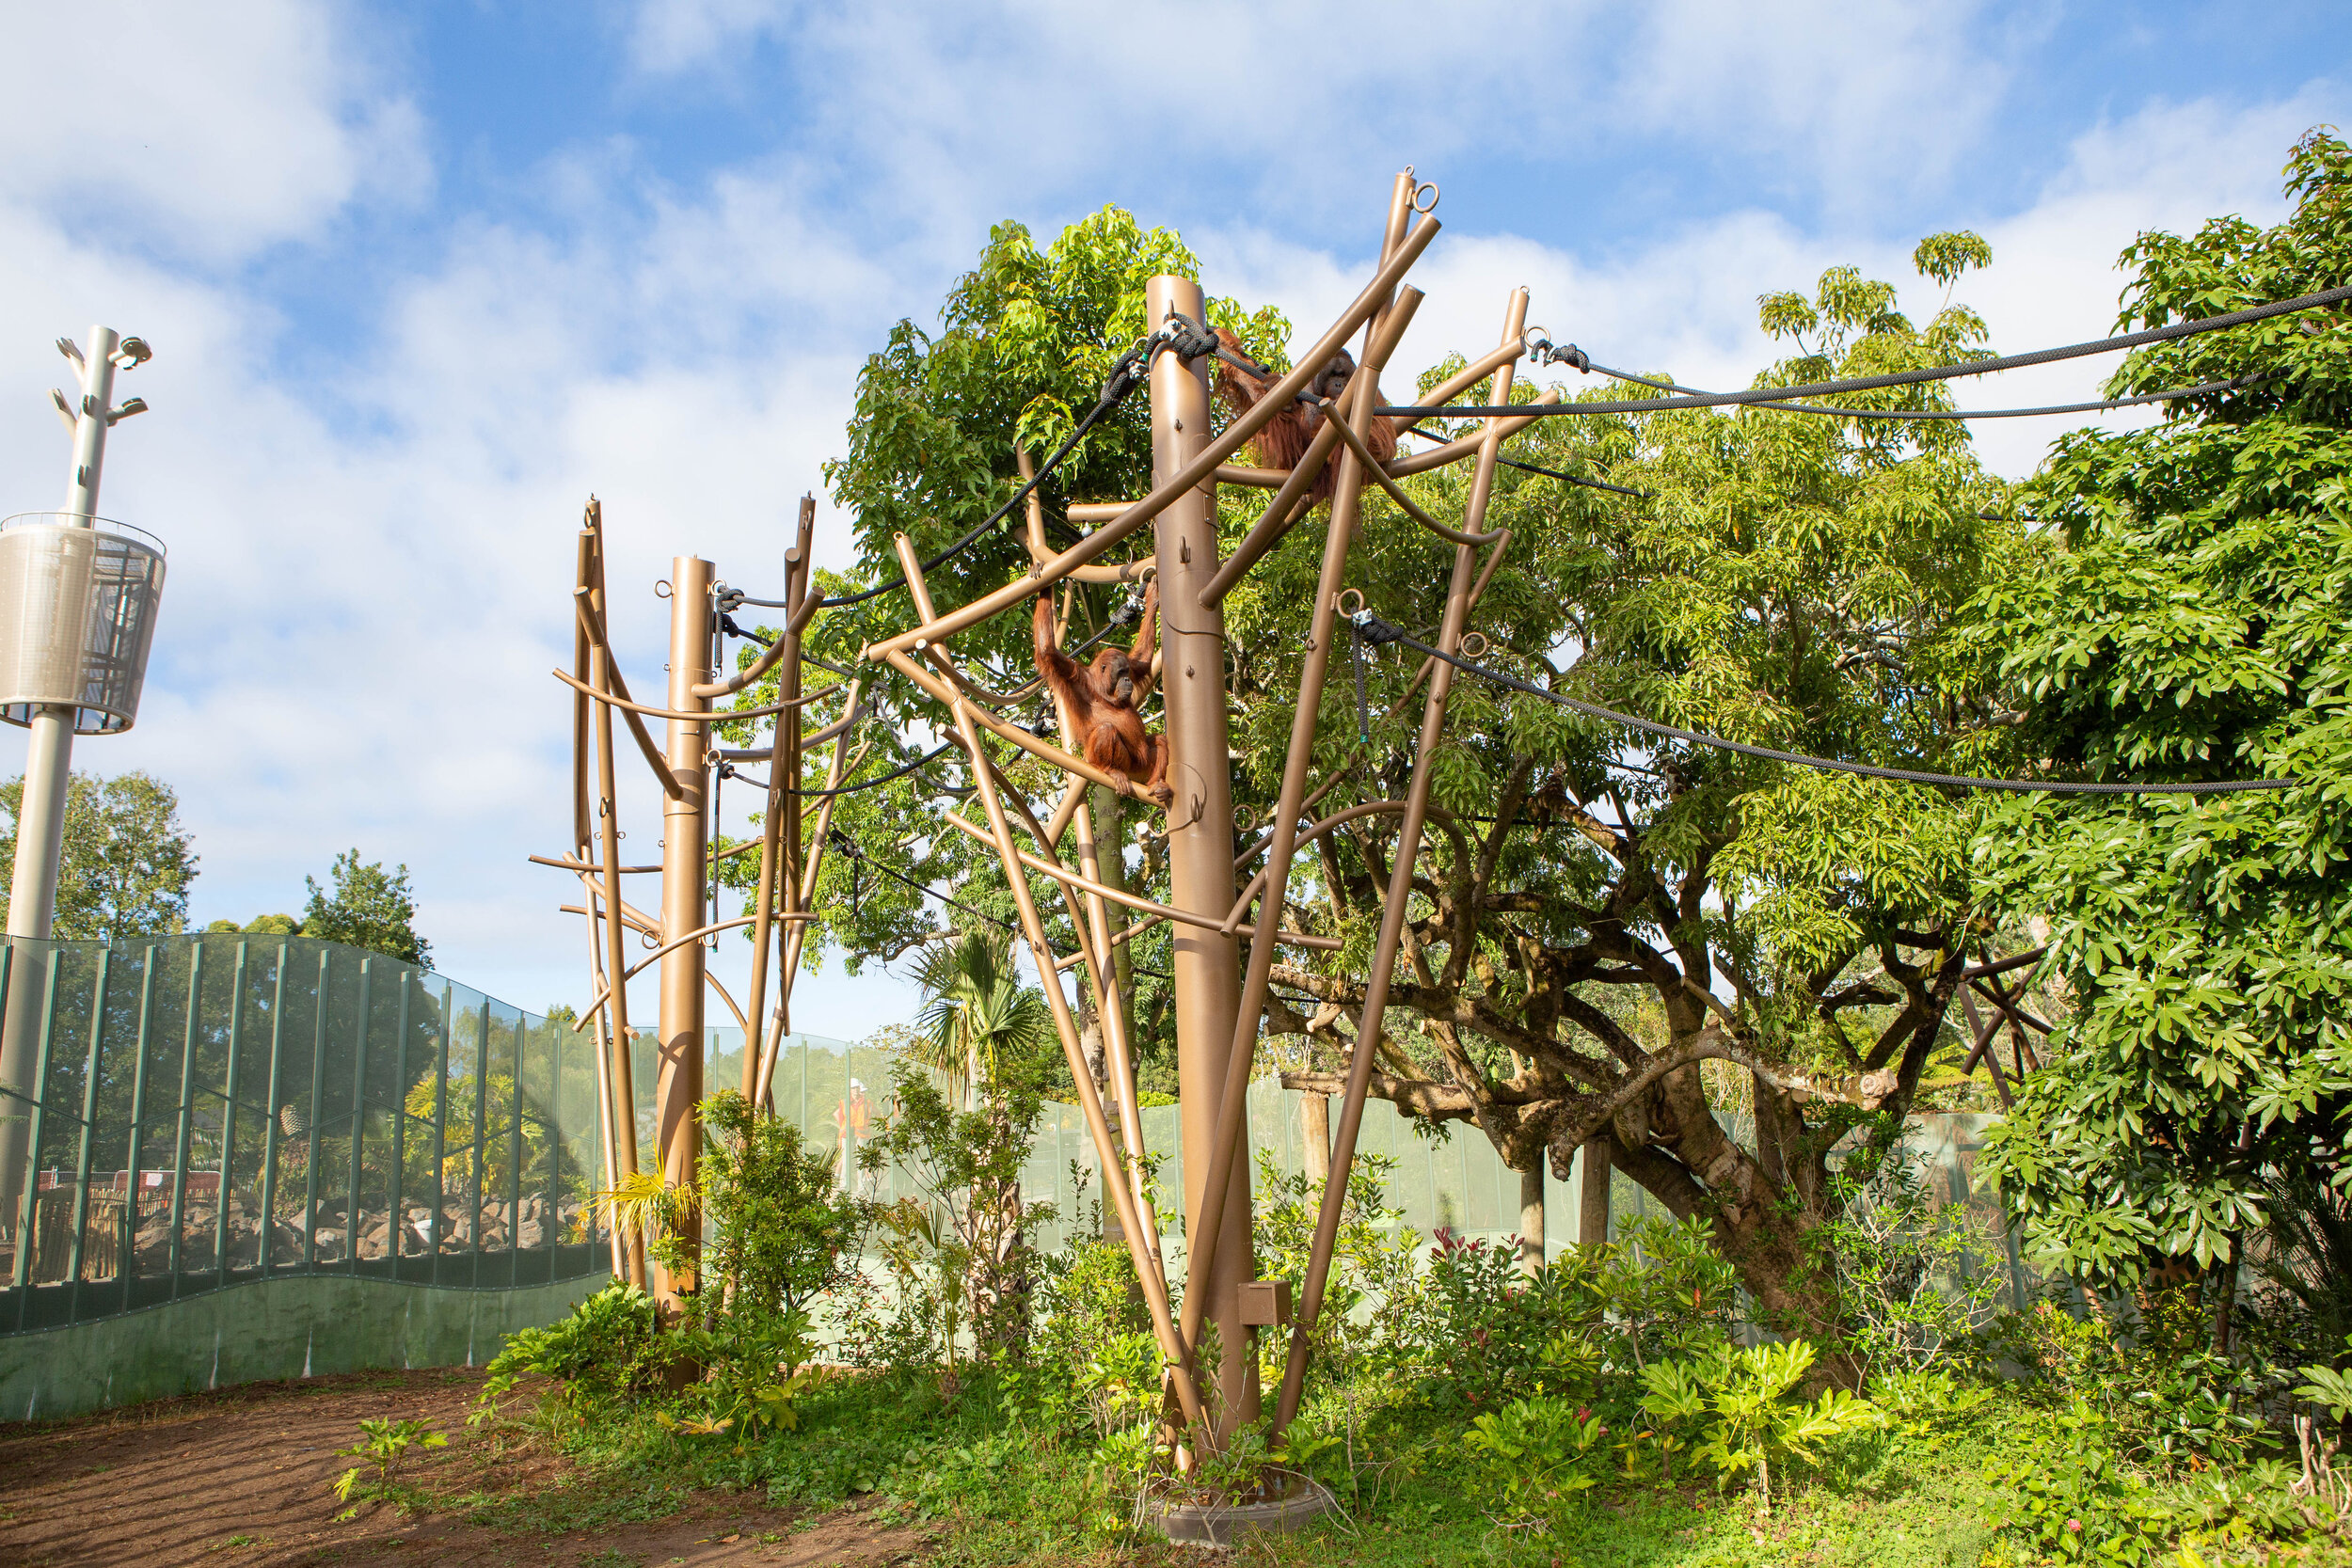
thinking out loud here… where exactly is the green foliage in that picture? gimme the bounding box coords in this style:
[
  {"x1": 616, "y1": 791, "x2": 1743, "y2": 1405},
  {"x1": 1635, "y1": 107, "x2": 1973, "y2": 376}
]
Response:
[
  {"x1": 330, "y1": 1418, "x2": 446, "y2": 1514},
  {"x1": 909, "y1": 931, "x2": 1053, "y2": 1094},
  {"x1": 850, "y1": 1050, "x2": 1054, "y2": 1366},
  {"x1": 1817, "y1": 1129, "x2": 2007, "y2": 1380},
  {"x1": 1973, "y1": 132, "x2": 2352, "y2": 1315},
  {"x1": 478, "y1": 1282, "x2": 663, "y2": 1409},
  {"x1": 0, "y1": 769, "x2": 196, "y2": 940},
  {"x1": 695, "y1": 1087, "x2": 857, "y2": 1320},
  {"x1": 1983, "y1": 1402, "x2": 2174, "y2": 1565},
  {"x1": 1669, "y1": 1339, "x2": 1883, "y2": 1513},
  {"x1": 301, "y1": 847, "x2": 429, "y2": 965},
  {"x1": 1401, "y1": 1216, "x2": 1741, "y2": 1407},
  {"x1": 1464, "y1": 1395, "x2": 1610, "y2": 1525}
]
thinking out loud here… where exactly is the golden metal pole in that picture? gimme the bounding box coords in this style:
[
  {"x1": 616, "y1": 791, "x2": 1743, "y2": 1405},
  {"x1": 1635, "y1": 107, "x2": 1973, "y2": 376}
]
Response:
[
  {"x1": 886, "y1": 538, "x2": 1204, "y2": 1432},
  {"x1": 655, "y1": 553, "x2": 714, "y2": 1307},
  {"x1": 1175, "y1": 280, "x2": 1423, "y2": 1376},
  {"x1": 1275, "y1": 287, "x2": 1529, "y2": 1431},
  {"x1": 1073, "y1": 780, "x2": 1158, "y2": 1261},
  {"x1": 739, "y1": 500, "x2": 815, "y2": 1104},
  {"x1": 585, "y1": 510, "x2": 647, "y2": 1288},
  {"x1": 580, "y1": 880, "x2": 627, "y2": 1279},
  {"x1": 761, "y1": 679, "x2": 861, "y2": 1110},
  {"x1": 1144, "y1": 271, "x2": 1258, "y2": 1437},
  {"x1": 941, "y1": 689, "x2": 1208, "y2": 1434}
]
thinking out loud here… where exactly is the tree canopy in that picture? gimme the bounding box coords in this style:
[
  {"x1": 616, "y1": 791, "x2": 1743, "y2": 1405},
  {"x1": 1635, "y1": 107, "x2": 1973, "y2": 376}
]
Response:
[
  {"x1": 0, "y1": 769, "x2": 197, "y2": 942},
  {"x1": 733, "y1": 131, "x2": 2350, "y2": 1354},
  {"x1": 1972, "y1": 129, "x2": 2352, "y2": 1308},
  {"x1": 302, "y1": 848, "x2": 431, "y2": 967}
]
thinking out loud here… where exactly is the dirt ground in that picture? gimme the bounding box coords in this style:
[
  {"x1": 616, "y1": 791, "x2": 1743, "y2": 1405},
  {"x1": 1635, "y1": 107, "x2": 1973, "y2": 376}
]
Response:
[{"x1": 0, "y1": 1369, "x2": 930, "y2": 1568}]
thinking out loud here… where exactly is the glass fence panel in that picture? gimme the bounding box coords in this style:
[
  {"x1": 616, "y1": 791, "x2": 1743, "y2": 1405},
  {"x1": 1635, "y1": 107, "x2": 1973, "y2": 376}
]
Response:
[
  {"x1": 2, "y1": 932, "x2": 2050, "y2": 1340},
  {"x1": 1, "y1": 935, "x2": 612, "y2": 1331}
]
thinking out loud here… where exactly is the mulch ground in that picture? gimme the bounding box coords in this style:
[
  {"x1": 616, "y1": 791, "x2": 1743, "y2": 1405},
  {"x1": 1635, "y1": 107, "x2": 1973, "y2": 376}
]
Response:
[{"x1": 0, "y1": 1369, "x2": 930, "y2": 1568}]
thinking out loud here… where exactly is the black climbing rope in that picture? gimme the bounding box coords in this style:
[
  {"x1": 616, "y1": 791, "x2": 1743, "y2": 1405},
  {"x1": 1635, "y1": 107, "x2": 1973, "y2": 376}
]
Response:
[
  {"x1": 828, "y1": 829, "x2": 1016, "y2": 932},
  {"x1": 1348, "y1": 613, "x2": 2293, "y2": 796}
]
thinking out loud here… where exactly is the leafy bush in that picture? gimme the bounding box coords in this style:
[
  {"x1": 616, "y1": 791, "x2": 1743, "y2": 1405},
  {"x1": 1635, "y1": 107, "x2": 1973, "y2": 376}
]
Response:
[
  {"x1": 480, "y1": 1281, "x2": 663, "y2": 1410},
  {"x1": 698, "y1": 1088, "x2": 859, "y2": 1319}
]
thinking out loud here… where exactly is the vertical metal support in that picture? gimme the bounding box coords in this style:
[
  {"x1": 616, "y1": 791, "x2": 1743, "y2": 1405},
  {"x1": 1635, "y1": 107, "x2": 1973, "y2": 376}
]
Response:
[
  {"x1": 582, "y1": 507, "x2": 644, "y2": 1286},
  {"x1": 304, "y1": 951, "x2": 328, "y2": 1268},
  {"x1": 427, "y1": 980, "x2": 451, "y2": 1282},
  {"x1": 544, "y1": 1012, "x2": 563, "y2": 1268},
  {"x1": 214, "y1": 942, "x2": 248, "y2": 1288},
  {"x1": 1144, "y1": 274, "x2": 1256, "y2": 1435},
  {"x1": 1277, "y1": 285, "x2": 1525, "y2": 1430},
  {"x1": 742, "y1": 501, "x2": 814, "y2": 1102},
  {"x1": 255, "y1": 943, "x2": 290, "y2": 1274},
  {"x1": 347, "y1": 958, "x2": 372, "y2": 1271},
  {"x1": 10, "y1": 951, "x2": 59, "y2": 1324},
  {"x1": 1173, "y1": 265, "x2": 1425, "y2": 1407},
  {"x1": 469, "y1": 1000, "x2": 490, "y2": 1275},
  {"x1": 1, "y1": 329, "x2": 128, "y2": 1220},
  {"x1": 389, "y1": 974, "x2": 410, "y2": 1272},
  {"x1": 64, "y1": 952, "x2": 109, "y2": 1322},
  {"x1": 167, "y1": 943, "x2": 202, "y2": 1297},
  {"x1": 508, "y1": 1011, "x2": 525, "y2": 1285},
  {"x1": 656, "y1": 553, "x2": 714, "y2": 1306},
  {"x1": 121, "y1": 945, "x2": 157, "y2": 1311}
]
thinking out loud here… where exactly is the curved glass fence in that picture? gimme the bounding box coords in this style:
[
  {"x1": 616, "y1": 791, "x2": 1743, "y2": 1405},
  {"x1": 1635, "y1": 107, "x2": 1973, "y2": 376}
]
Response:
[{"x1": 0, "y1": 932, "x2": 2040, "y2": 1339}]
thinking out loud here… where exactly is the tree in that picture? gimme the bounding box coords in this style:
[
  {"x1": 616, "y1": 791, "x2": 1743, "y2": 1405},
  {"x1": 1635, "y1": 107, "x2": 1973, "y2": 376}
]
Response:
[
  {"x1": 0, "y1": 769, "x2": 197, "y2": 941},
  {"x1": 1245, "y1": 237, "x2": 2029, "y2": 1358},
  {"x1": 302, "y1": 849, "x2": 430, "y2": 967},
  {"x1": 205, "y1": 913, "x2": 300, "y2": 935},
  {"x1": 718, "y1": 208, "x2": 1281, "y2": 1095},
  {"x1": 798, "y1": 205, "x2": 2040, "y2": 1359},
  {"x1": 911, "y1": 929, "x2": 1055, "y2": 1100},
  {"x1": 1971, "y1": 130, "x2": 2352, "y2": 1347}
]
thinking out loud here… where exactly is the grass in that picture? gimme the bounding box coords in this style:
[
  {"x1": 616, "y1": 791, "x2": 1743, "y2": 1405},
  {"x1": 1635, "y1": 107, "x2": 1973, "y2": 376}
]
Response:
[{"x1": 429, "y1": 1366, "x2": 2025, "y2": 1568}]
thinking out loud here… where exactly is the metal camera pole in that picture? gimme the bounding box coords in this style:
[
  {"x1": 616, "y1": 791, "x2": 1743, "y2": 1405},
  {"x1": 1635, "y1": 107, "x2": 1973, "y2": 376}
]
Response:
[{"x1": 1, "y1": 325, "x2": 159, "y2": 1231}]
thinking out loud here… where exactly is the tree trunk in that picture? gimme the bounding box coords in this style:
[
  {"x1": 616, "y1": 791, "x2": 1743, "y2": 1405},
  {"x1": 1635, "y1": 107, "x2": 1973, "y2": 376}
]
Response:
[
  {"x1": 1302, "y1": 1091, "x2": 1331, "y2": 1185},
  {"x1": 1579, "y1": 1133, "x2": 1611, "y2": 1251},
  {"x1": 1518, "y1": 1163, "x2": 1545, "y2": 1273}
]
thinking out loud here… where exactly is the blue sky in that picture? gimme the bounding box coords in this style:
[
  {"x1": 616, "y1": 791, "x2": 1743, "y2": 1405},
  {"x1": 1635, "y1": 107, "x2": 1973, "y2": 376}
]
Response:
[{"x1": 0, "y1": 1, "x2": 2344, "y2": 1037}]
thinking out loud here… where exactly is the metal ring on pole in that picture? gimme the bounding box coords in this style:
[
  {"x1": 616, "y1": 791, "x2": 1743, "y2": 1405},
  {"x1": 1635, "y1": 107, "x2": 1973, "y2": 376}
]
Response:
[
  {"x1": 1458, "y1": 631, "x2": 1488, "y2": 660},
  {"x1": 1336, "y1": 588, "x2": 1365, "y2": 619},
  {"x1": 1411, "y1": 180, "x2": 1440, "y2": 214}
]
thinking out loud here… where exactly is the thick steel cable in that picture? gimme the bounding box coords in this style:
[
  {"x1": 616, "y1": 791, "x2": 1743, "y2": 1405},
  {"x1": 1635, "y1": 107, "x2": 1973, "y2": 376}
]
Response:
[
  {"x1": 1380, "y1": 284, "x2": 2352, "y2": 420},
  {"x1": 1350, "y1": 616, "x2": 2291, "y2": 795},
  {"x1": 826, "y1": 829, "x2": 1016, "y2": 933},
  {"x1": 1581, "y1": 363, "x2": 2265, "y2": 420},
  {"x1": 786, "y1": 739, "x2": 956, "y2": 798},
  {"x1": 1400, "y1": 423, "x2": 1646, "y2": 496}
]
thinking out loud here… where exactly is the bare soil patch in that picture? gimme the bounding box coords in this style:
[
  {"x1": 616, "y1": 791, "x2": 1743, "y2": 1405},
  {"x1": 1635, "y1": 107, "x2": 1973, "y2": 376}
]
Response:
[{"x1": 0, "y1": 1369, "x2": 929, "y2": 1568}]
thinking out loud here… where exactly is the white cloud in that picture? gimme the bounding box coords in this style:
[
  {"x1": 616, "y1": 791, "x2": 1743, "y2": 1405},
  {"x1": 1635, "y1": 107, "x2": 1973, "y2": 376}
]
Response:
[{"x1": 0, "y1": 1, "x2": 426, "y2": 263}]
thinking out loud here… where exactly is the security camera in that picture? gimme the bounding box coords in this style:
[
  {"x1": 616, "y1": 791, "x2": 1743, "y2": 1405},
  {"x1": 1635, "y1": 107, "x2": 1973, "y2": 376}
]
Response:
[{"x1": 112, "y1": 338, "x2": 152, "y2": 369}]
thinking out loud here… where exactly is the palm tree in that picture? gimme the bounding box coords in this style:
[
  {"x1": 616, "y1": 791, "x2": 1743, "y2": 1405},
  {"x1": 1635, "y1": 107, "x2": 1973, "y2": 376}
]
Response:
[{"x1": 910, "y1": 930, "x2": 1054, "y2": 1102}]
